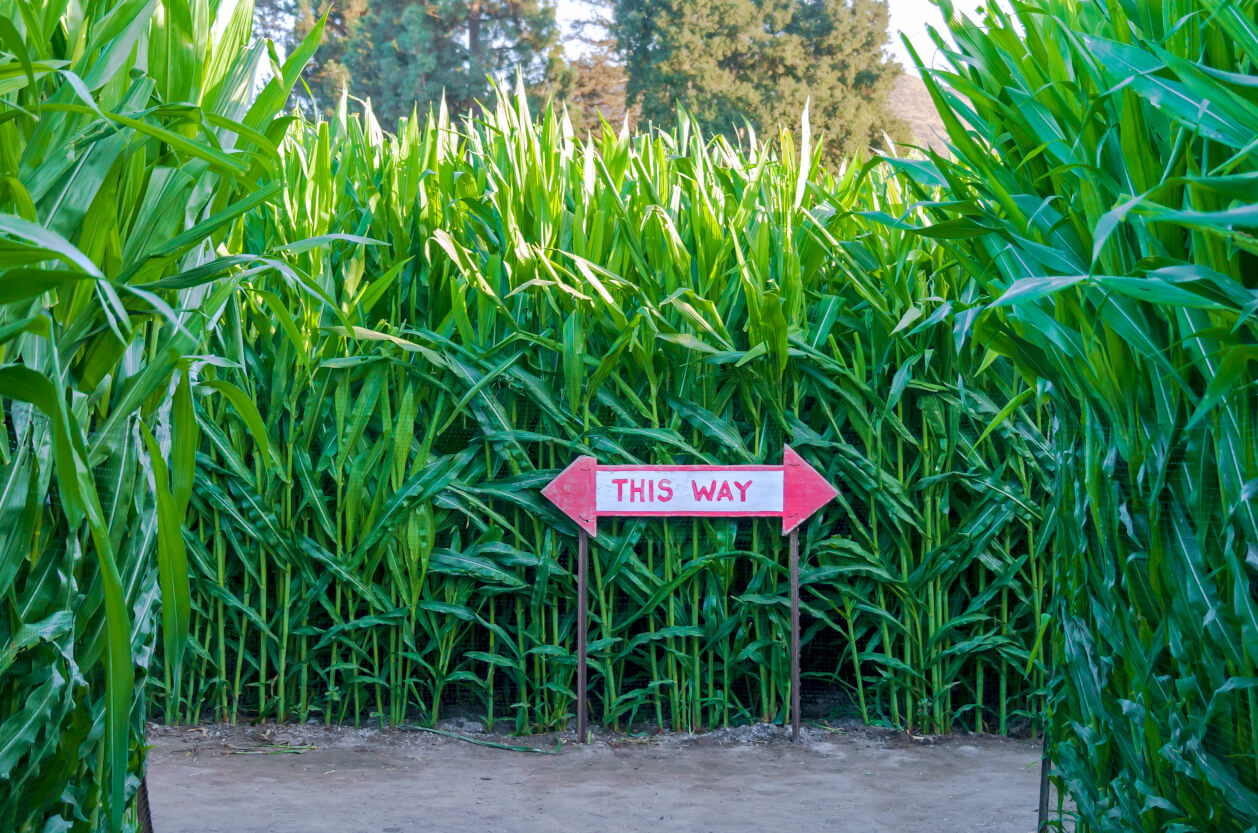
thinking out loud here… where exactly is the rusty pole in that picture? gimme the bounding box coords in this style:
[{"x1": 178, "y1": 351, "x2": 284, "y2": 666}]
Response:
[
  {"x1": 577, "y1": 529, "x2": 589, "y2": 743},
  {"x1": 790, "y1": 527, "x2": 800, "y2": 742}
]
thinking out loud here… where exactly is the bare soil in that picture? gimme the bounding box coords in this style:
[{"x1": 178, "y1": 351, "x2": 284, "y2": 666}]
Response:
[{"x1": 146, "y1": 721, "x2": 1049, "y2": 833}]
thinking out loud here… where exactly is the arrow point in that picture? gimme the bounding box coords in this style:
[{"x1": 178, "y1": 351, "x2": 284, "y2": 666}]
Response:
[
  {"x1": 542, "y1": 455, "x2": 598, "y2": 537},
  {"x1": 781, "y1": 445, "x2": 838, "y2": 535}
]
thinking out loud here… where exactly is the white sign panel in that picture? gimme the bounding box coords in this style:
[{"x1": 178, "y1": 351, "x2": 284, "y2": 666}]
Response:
[{"x1": 594, "y1": 467, "x2": 784, "y2": 516}]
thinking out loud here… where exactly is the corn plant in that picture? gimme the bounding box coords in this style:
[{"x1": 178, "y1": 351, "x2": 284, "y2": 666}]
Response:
[
  {"x1": 0, "y1": 0, "x2": 319, "y2": 829},
  {"x1": 166, "y1": 87, "x2": 1053, "y2": 740},
  {"x1": 886, "y1": 0, "x2": 1258, "y2": 828}
]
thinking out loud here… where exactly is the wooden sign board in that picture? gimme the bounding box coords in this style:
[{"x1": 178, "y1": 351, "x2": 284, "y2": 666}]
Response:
[
  {"x1": 542, "y1": 445, "x2": 838, "y2": 743},
  {"x1": 543, "y1": 445, "x2": 837, "y2": 535}
]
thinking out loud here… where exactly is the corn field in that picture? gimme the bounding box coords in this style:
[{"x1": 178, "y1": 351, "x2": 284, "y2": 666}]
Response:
[
  {"x1": 0, "y1": 0, "x2": 320, "y2": 829},
  {"x1": 3, "y1": 0, "x2": 1256, "y2": 831},
  {"x1": 159, "y1": 89, "x2": 1053, "y2": 741},
  {"x1": 891, "y1": 0, "x2": 1258, "y2": 829}
]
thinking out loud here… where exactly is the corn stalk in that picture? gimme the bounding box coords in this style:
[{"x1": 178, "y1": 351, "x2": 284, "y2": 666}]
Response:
[
  {"x1": 886, "y1": 0, "x2": 1258, "y2": 828},
  {"x1": 171, "y1": 87, "x2": 1052, "y2": 740},
  {"x1": 0, "y1": 0, "x2": 320, "y2": 829}
]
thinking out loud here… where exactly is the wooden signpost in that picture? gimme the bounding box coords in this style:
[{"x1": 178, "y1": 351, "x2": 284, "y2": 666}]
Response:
[{"x1": 542, "y1": 445, "x2": 838, "y2": 743}]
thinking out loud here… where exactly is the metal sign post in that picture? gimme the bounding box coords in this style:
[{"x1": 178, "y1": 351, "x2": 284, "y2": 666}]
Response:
[
  {"x1": 789, "y1": 527, "x2": 801, "y2": 742},
  {"x1": 543, "y1": 445, "x2": 838, "y2": 743},
  {"x1": 576, "y1": 529, "x2": 589, "y2": 743}
]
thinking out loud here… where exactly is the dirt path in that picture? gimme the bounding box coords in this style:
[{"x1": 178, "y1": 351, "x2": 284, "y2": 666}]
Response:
[{"x1": 146, "y1": 722, "x2": 1047, "y2": 833}]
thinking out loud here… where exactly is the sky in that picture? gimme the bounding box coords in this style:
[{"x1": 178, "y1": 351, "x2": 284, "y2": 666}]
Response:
[{"x1": 554, "y1": 0, "x2": 988, "y2": 74}]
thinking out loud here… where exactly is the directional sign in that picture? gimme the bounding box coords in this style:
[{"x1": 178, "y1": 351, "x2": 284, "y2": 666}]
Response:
[
  {"x1": 541, "y1": 445, "x2": 837, "y2": 537},
  {"x1": 541, "y1": 445, "x2": 837, "y2": 744}
]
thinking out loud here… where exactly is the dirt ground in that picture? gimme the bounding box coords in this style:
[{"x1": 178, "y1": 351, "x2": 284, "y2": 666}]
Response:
[{"x1": 146, "y1": 721, "x2": 1050, "y2": 833}]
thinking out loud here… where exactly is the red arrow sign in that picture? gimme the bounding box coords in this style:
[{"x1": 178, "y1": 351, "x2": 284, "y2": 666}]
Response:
[{"x1": 541, "y1": 445, "x2": 837, "y2": 537}]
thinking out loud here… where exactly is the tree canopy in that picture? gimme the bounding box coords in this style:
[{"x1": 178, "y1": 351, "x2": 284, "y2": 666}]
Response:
[
  {"x1": 611, "y1": 0, "x2": 906, "y2": 156},
  {"x1": 269, "y1": 0, "x2": 905, "y2": 152},
  {"x1": 297, "y1": 0, "x2": 561, "y2": 125}
]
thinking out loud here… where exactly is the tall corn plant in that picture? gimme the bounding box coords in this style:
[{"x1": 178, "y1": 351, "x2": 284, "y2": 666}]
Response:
[
  {"x1": 172, "y1": 86, "x2": 1052, "y2": 739},
  {"x1": 886, "y1": 0, "x2": 1258, "y2": 828},
  {"x1": 0, "y1": 0, "x2": 320, "y2": 829}
]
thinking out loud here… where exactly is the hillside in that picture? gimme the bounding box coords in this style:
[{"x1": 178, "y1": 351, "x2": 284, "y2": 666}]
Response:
[{"x1": 889, "y1": 74, "x2": 948, "y2": 154}]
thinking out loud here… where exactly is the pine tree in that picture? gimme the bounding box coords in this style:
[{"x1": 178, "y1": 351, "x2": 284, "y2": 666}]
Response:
[
  {"x1": 300, "y1": 0, "x2": 561, "y2": 126},
  {"x1": 296, "y1": 0, "x2": 363, "y2": 115},
  {"x1": 610, "y1": 0, "x2": 906, "y2": 157}
]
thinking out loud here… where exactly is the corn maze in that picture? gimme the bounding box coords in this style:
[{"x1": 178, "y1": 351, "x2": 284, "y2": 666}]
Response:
[{"x1": 0, "y1": 0, "x2": 1255, "y2": 831}]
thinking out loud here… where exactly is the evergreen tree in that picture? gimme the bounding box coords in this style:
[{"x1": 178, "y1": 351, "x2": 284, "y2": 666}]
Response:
[
  {"x1": 299, "y1": 0, "x2": 561, "y2": 126},
  {"x1": 296, "y1": 0, "x2": 364, "y2": 115},
  {"x1": 610, "y1": 0, "x2": 906, "y2": 157}
]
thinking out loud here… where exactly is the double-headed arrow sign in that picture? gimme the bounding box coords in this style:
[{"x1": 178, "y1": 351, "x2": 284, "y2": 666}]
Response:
[
  {"x1": 542, "y1": 445, "x2": 838, "y2": 538},
  {"x1": 542, "y1": 446, "x2": 838, "y2": 744}
]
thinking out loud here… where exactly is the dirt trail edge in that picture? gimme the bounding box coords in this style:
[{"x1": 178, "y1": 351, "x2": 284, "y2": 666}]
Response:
[{"x1": 146, "y1": 722, "x2": 1047, "y2": 833}]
